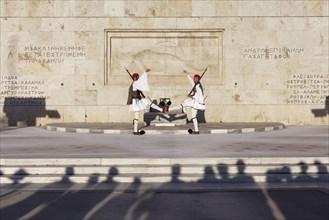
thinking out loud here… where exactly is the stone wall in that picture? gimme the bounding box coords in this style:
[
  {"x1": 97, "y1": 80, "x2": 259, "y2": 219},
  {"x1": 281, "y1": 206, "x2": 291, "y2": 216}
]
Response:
[{"x1": 1, "y1": 0, "x2": 328, "y2": 126}]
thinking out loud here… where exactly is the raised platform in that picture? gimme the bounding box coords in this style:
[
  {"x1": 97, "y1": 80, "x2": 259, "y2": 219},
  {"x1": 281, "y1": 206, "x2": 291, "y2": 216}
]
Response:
[{"x1": 45, "y1": 122, "x2": 285, "y2": 135}]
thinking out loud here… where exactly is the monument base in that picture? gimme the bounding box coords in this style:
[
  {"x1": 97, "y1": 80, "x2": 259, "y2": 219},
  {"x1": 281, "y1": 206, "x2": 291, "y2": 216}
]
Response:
[{"x1": 144, "y1": 112, "x2": 187, "y2": 126}]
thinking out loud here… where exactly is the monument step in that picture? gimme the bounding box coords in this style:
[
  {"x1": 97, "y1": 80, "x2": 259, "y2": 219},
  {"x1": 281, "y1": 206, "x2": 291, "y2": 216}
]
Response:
[
  {"x1": 1, "y1": 157, "x2": 328, "y2": 183},
  {"x1": 1, "y1": 164, "x2": 328, "y2": 176},
  {"x1": 1, "y1": 157, "x2": 327, "y2": 166},
  {"x1": 1, "y1": 173, "x2": 327, "y2": 184}
]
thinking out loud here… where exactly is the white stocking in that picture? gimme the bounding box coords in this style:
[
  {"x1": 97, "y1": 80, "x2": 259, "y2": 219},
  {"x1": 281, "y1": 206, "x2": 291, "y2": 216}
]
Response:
[
  {"x1": 133, "y1": 111, "x2": 139, "y2": 132},
  {"x1": 191, "y1": 108, "x2": 199, "y2": 132}
]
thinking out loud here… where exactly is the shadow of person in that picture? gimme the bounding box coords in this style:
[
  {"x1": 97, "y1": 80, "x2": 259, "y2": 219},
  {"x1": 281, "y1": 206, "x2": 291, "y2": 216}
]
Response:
[
  {"x1": 1, "y1": 167, "x2": 75, "y2": 220},
  {"x1": 293, "y1": 161, "x2": 315, "y2": 182},
  {"x1": 266, "y1": 166, "x2": 293, "y2": 183},
  {"x1": 59, "y1": 166, "x2": 74, "y2": 184},
  {"x1": 314, "y1": 160, "x2": 329, "y2": 182},
  {"x1": 231, "y1": 160, "x2": 255, "y2": 183},
  {"x1": 105, "y1": 167, "x2": 119, "y2": 184},
  {"x1": 86, "y1": 176, "x2": 143, "y2": 220},
  {"x1": 171, "y1": 164, "x2": 184, "y2": 183},
  {"x1": 31, "y1": 170, "x2": 118, "y2": 220},
  {"x1": 88, "y1": 173, "x2": 100, "y2": 184},
  {"x1": 9, "y1": 168, "x2": 29, "y2": 184},
  {"x1": 198, "y1": 165, "x2": 219, "y2": 183},
  {"x1": 217, "y1": 163, "x2": 231, "y2": 183},
  {"x1": 131, "y1": 176, "x2": 142, "y2": 188}
]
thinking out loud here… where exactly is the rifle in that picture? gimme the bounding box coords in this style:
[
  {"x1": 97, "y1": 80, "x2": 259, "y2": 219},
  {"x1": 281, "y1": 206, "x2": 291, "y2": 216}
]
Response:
[
  {"x1": 124, "y1": 67, "x2": 133, "y2": 80},
  {"x1": 187, "y1": 68, "x2": 207, "y2": 96}
]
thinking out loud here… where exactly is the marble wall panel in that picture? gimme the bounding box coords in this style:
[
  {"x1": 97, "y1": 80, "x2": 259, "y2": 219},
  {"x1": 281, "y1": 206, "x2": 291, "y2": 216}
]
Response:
[
  {"x1": 19, "y1": 18, "x2": 41, "y2": 31},
  {"x1": 62, "y1": 106, "x2": 86, "y2": 122},
  {"x1": 147, "y1": 0, "x2": 169, "y2": 17},
  {"x1": 2, "y1": 1, "x2": 328, "y2": 18},
  {"x1": 41, "y1": 18, "x2": 65, "y2": 32},
  {"x1": 253, "y1": 105, "x2": 289, "y2": 124},
  {"x1": 50, "y1": 89, "x2": 75, "y2": 106},
  {"x1": 54, "y1": 0, "x2": 75, "y2": 17},
  {"x1": 86, "y1": 106, "x2": 109, "y2": 122},
  {"x1": 288, "y1": 105, "x2": 313, "y2": 125},
  {"x1": 98, "y1": 87, "x2": 129, "y2": 106},
  {"x1": 216, "y1": 1, "x2": 240, "y2": 16},
  {"x1": 168, "y1": 0, "x2": 192, "y2": 17},
  {"x1": 239, "y1": 1, "x2": 281, "y2": 17},
  {"x1": 124, "y1": 0, "x2": 148, "y2": 17},
  {"x1": 202, "y1": 104, "x2": 222, "y2": 122},
  {"x1": 192, "y1": 0, "x2": 216, "y2": 17},
  {"x1": 75, "y1": 60, "x2": 102, "y2": 76},
  {"x1": 104, "y1": 0, "x2": 125, "y2": 17},
  {"x1": 254, "y1": 90, "x2": 289, "y2": 105},
  {"x1": 1, "y1": 1, "x2": 29, "y2": 17},
  {"x1": 0, "y1": 1, "x2": 328, "y2": 126},
  {"x1": 264, "y1": 18, "x2": 308, "y2": 31},
  {"x1": 280, "y1": 1, "x2": 304, "y2": 16},
  {"x1": 74, "y1": 90, "x2": 97, "y2": 106},
  {"x1": 0, "y1": 18, "x2": 20, "y2": 32},
  {"x1": 27, "y1": 0, "x2": 54, "y2": 17},
  {"x1": 303, "y1": 0, "x2": 328, "y2": 16},
  {"x1": 108, "y1": 106, "x2": 131, "y2": 122}
]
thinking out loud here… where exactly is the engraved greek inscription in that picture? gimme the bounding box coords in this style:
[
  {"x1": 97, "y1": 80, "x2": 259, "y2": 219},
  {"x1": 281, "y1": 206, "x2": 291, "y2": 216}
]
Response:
[
  {"x1": 17, "y1": 45, "x2": 86, "y2": 64},
  {"x1": 243, "y1": 47, "x2": 303, "y2": 60},
  {"x1": 286, "y1": 74, "x2": 329, "y2": 104},
  {"x1": 0, "y1": 75, "x2": 49, "y2": 105}
]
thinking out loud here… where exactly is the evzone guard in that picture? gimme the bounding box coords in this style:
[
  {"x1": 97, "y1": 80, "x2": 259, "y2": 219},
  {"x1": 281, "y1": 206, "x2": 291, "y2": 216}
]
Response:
[
  {"x1": 169, "y1": 69, "x2": 207, "y2": 134},
  {"x1": 126, "y1": 68, "x2": 162, "y2": 135}
]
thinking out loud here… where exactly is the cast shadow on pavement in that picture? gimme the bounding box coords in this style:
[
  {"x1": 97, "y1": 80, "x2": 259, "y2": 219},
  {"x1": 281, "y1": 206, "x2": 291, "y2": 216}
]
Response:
[{"x1": 1, "y1": 160, "x2": 328, "y2": 220}]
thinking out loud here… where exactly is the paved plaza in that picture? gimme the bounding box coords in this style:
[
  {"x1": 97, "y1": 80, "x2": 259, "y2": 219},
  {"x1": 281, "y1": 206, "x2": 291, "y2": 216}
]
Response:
[
  {"x1": 0, "y1": 125, "x2": 328, "y2": 220},
  {"x1": 0, "y1": 124, "x2": 327, "y2": 158}
]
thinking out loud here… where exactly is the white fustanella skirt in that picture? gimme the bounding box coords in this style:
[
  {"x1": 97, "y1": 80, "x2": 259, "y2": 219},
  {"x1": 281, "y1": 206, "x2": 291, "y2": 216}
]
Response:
[{"x1": 129, "y1": 98, "x2": 150, "y2": 112}]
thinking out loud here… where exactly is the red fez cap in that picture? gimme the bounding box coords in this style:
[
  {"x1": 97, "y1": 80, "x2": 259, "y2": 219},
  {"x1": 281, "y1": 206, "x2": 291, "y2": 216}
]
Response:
[
  {"x1": 132, "y1": 73, "x2": 139, "y2": 79},
  {"x1": 194, "y1": 74, "x2": 201, "y2": 79}
]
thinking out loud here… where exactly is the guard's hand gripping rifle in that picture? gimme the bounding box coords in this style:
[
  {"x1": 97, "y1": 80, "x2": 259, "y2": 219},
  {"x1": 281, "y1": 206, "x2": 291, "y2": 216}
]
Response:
[{"x1": 187, "y1": 68, "x2": 207, "y2": 96}]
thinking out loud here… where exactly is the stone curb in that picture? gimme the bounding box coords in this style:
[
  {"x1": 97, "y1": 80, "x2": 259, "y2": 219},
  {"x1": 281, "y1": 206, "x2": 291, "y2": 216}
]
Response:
[{"x1": 46, "y1": 124, "x2": 285, "y2": 135}]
